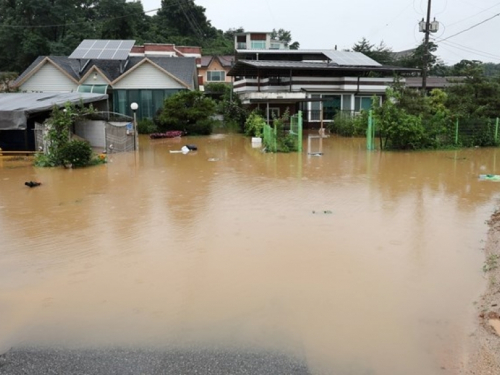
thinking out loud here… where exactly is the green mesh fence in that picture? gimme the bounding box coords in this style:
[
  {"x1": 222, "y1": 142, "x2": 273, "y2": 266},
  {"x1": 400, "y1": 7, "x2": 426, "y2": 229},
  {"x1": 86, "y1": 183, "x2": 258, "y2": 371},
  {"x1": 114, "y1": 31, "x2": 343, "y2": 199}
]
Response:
[
  {"x1": 263, "y1": 111, "x2": 303, "y2": 153},
  {"x1": 263, "y1": 123, "x2": 277, "y2": 152},
  {"x1": 366, "y1": 116, "x2": 500, "y2": 150},
  {"x1": 289, "y1": 111, "x2": 303, "y2": 152}
]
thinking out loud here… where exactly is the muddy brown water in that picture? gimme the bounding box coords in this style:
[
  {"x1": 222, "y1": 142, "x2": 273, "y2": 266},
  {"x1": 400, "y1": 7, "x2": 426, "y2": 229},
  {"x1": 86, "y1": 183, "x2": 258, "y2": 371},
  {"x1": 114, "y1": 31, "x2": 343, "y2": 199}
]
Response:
[{"x1": 1, "y1": 133, "x2": 500, "y2": 374}]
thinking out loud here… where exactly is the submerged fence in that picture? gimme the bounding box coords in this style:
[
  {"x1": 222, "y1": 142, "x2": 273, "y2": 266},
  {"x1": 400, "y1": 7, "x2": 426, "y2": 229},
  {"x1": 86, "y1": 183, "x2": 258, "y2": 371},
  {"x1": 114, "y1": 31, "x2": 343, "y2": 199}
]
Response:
[
  {"x1": 363, "y1": 112, "x2": 500, "y2": 150},
  {"x1": 262, "y1": 111, "x2": 303, "y2": 153}
]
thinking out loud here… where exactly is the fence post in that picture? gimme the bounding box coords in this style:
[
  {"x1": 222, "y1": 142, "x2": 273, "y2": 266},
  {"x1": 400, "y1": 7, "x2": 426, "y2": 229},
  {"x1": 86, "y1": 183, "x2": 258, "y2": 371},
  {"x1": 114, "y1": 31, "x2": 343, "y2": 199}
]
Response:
[
  {"x1": 495, "y1": 118, "x2": 499, "y2": 143},
  {"x1": 298, "y1": 111, "x2": 303, "y2": 152},
  {"x1": 273, "y1": 122, "x2": 277, "y2": 152},
  {"x1": 367, "y1": 110, "x2": 373, "y2": 150},
  {"x1": 455, "y1": 119, "x2": 459, "y2": 145}
]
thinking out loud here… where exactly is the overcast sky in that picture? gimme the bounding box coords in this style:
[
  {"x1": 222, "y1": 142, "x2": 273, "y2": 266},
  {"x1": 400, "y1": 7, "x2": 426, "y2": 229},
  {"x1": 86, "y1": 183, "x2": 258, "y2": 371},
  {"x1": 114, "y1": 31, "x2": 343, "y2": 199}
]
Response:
[{"x1": 138, "y1": 0, "x2": 500, "y2": 65}]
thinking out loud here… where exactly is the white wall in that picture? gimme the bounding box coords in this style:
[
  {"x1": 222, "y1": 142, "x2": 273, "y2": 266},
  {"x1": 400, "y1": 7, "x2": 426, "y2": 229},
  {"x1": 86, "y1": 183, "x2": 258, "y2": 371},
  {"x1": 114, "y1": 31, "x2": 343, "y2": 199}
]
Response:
[
  {"x1": 82, "y1": 72, "x2": 108, "y2": 85},
  {"x1": 113, "y1": 62, "x2": 186, "y2": 89},
  {"x1": 20, "y1": 63, "x2": 77, "y2": 92}
]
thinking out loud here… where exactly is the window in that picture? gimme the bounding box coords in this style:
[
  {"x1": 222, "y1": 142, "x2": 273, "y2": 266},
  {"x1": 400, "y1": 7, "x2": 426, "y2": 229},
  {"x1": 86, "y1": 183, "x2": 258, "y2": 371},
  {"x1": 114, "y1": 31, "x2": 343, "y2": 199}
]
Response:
[
  {"x1": 250, "y1": 41, "x2": 266, "y2": 49},
  {"x1": 355, "y1": 97, "x2": 374, "y2": 112},
  {"x1": 267, "y1": 107, "x2": 280, "y2": 119},
  {"x1": 323, "y1": 95, "x2": 341, "y2": 120},
  {"x1": 113, "y1": 89, "x2": 181, "y2": 120},
  {"x1": 270, "y1": 42, "x2": 281, "y2": 50},
  {"x1": 77, "y1": 84, "x2": 108, "y2": 94},
  {"x1": 207, "y1": 71, "x2": 226, "y2": 82},
  {"x1": 308, "y1": 94, "x2": 341, "y2": 121}
]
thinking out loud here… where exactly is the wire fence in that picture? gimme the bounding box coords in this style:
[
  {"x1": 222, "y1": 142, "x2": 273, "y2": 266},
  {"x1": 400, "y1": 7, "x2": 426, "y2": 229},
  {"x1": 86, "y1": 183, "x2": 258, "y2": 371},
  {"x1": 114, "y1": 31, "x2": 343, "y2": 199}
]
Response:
[
  {"x1": 262, "y1": 111, "x2": 303, "y2": 153},
  {"x1": 361, "y1": 112, "x2": 500, "y2": 149}
]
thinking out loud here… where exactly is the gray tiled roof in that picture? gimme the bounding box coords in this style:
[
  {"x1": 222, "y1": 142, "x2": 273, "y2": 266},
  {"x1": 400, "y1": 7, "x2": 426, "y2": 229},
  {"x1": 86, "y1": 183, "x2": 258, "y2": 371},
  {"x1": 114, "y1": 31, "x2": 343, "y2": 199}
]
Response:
[
  {"x1": 201, "y1": 55, "x2": 234, "y2": 68},
  {"x1": 15, "y1": 56, "x2": 197, "y2": 89}
]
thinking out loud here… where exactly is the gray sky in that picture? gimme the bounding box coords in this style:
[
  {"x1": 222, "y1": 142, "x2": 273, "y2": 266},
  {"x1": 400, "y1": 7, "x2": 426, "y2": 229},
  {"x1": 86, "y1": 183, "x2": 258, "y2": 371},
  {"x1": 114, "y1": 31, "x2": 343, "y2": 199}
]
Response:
[{"x1": 138, "y1": 0, "x2": 500, "y2": 65}]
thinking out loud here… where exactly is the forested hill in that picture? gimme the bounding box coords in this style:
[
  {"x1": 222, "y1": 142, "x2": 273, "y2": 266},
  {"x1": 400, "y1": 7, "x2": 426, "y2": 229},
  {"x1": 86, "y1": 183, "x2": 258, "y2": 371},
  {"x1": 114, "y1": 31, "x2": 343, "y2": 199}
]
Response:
[
  {"x1": 0, "y1": 0, "x2": 237, "y2": 73},
  {"x1": 1, "y1": 0, "x2": 499, "y2": 77}
]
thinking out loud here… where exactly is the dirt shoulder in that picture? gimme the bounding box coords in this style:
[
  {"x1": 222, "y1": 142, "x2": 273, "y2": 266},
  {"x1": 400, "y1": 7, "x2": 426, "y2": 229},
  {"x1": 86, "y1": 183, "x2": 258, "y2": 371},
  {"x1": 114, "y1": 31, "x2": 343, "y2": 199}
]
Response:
[{"x1": 461, "y1": 210, "x2": 500, "y2": 374}]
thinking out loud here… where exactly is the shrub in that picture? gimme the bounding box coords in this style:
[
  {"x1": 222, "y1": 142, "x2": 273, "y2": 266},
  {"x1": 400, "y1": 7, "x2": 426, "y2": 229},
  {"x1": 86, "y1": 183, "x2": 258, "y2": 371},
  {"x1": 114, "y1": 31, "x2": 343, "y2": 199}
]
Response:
[
  {"x1": 59, "y1": 140, "x2": 93, "y2": 168},
  {"x1": 244, "y1": 111, "x2": 266, "y2": 137},
  {"x1": 137, "y1": 118, "x2": 158, "y2": 134},
  {"x1": 187, "y1": 118, "x2": 216, "y2": 135},
  {"x1": 329, "y1": 111, "x2": 367, "y2": 137},
  {"x1": 155, "y1": 90, "x2": 217, "y2": 135}
]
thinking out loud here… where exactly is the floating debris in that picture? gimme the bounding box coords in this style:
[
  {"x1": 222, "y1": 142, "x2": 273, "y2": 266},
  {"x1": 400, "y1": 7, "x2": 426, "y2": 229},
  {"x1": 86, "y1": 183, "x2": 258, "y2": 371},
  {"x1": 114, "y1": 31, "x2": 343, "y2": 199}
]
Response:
[
  {"x1": 479, "y1": 174, "x2": 500, "y2": 181},
  {"x1": 312, "y1": 210, "x2": 332, "y2": 214}
]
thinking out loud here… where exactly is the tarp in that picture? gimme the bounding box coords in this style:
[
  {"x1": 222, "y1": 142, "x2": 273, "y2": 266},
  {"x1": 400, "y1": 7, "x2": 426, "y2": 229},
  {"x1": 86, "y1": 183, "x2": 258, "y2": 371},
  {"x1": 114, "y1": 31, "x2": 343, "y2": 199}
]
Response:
[{"x1": 0, "y1": 92, "x2": 108, "y2": 130}]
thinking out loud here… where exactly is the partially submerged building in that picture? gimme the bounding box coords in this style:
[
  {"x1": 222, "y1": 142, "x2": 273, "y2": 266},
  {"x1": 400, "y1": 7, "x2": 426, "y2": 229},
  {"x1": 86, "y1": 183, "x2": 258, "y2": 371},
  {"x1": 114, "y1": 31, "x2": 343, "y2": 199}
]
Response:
[{"x1": 229, "y1": 32, "x2": 418, "y2": 127}]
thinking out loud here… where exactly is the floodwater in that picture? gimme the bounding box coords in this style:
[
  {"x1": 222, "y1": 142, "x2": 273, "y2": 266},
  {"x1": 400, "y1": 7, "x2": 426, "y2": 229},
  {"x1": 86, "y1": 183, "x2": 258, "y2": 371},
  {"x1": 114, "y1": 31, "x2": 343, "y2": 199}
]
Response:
[{"x1": 1, "y1": 133, "x2": 499, "y2": 374}]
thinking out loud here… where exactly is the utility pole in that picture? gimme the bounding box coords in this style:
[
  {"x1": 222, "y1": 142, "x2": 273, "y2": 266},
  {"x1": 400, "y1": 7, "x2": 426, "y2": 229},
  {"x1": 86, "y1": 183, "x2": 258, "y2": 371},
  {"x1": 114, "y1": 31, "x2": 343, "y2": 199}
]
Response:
[{"x1": 422, "y1": 0, "x2": 432, "y2": 94}]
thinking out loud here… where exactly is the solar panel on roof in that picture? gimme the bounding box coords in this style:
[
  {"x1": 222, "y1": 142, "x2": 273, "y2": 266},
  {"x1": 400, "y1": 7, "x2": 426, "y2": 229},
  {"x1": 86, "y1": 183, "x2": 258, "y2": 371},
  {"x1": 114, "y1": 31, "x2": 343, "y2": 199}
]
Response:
[
  {"x1": 324, "y1": 51, "x2": 381, "y2": 66},
  {"x1": 69, "y1": 40, "x2": 136, "y2": 60}
]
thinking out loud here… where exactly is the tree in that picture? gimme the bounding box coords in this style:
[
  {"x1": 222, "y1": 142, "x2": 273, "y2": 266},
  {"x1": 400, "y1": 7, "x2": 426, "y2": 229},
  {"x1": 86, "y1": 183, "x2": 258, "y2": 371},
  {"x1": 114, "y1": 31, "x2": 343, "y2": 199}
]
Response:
[
  {"x1": 271, "y1": 28, "x2": 300, "y2": 49},
  {"x1": 0, "y1": 0, "x2": 148, "y2": 72},
  {"x1": 445, "y1": 60, "x2": 500, "y2": 118},
  {"x1": 154, "y1": 0, "x2": 217, "y2": 45},
  {"x1": 0, "y1": 72, "x2": 18, "y2": 92},
  {"x1": 155, "y1": 91, "x2": 217, "y2": 135},
  {"x1": 352, "y1": 38, "x2": 394, "y2": 65},
  {"x1": 397, "y1": 41, "x2": 442, "y2": 75}
]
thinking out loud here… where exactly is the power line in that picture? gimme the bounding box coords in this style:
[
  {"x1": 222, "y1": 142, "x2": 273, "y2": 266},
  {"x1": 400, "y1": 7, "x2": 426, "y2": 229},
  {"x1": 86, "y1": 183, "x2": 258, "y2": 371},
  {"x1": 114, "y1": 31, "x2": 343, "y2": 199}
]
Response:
[
  {"x1": 445, "y1": 2, "x2": 500, "y2": 28},
  {"x1": 435, "y1": 38, "x2": 500, "y2": 62},
  {"x1": 436, "y1": 12, "x2": 500, "y2": 42}
]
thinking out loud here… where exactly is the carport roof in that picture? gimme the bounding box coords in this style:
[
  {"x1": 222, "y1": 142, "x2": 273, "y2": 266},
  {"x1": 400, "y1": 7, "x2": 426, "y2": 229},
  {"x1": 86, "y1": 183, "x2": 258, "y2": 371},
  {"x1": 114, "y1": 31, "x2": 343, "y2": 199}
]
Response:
[{"x1": 0, "y1": 92, "x2": 108, "y2": 130}]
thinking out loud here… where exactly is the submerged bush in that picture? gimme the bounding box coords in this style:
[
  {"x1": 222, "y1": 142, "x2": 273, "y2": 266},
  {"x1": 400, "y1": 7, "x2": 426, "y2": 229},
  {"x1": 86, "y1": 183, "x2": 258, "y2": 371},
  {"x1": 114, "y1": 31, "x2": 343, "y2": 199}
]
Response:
[
  {"x1": 59, "y1": 139, "x2": 93, "y2": 168},
  {"x1": 244, "y1": 111, "x2": 266, "y2": 137},
  {"x1": 137, "y1": 118, "x2": 158, "y2": 134}
]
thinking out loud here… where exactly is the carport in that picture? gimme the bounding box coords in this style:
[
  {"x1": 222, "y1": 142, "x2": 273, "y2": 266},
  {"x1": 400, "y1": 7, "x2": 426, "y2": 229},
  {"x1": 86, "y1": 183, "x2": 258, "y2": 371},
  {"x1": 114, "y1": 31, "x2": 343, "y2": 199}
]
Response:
[{"x1": 0, "y1": 92, "x2": 108, "y2": 151}]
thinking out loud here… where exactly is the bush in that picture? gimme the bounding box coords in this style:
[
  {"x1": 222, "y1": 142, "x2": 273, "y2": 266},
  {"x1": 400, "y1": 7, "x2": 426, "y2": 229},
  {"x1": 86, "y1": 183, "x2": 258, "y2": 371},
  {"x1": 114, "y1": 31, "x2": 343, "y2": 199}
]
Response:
[
  {"x1": 187, "y1": 118, "x2": 216, "y2": 135},
  {"x1": 59, "y1": 140, "x2": 93, "y2": 168},
  {"x1": 244, "y1": 111, "x2": 266, "y2": 137},
  {"x1": 137, "y1": 118, "x2": 158, "y2": 134},
  {"x1": 155, "y1": 90, "x2": 217, "y2": 135},
  {"x1": 329, "y1": 111, "x2": 367, "y2": 137}
]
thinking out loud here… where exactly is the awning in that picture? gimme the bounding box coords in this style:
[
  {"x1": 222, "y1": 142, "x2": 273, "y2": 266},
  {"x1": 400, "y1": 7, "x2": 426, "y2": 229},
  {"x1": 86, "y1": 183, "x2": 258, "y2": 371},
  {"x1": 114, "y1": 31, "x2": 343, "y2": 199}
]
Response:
[
  {"x1": 77, "y1": 84, "x2": 108, "y2": 94},
  {"x1": 0, "y1": 92, "x2": 108, "y2": 130}
]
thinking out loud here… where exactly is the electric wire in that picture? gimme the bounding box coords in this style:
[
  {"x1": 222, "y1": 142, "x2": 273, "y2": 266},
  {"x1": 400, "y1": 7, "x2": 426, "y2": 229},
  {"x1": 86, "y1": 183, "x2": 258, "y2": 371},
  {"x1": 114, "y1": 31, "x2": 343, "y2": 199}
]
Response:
[{"x1": 435, "y1": 12, "x2": 500, "y2": 42}]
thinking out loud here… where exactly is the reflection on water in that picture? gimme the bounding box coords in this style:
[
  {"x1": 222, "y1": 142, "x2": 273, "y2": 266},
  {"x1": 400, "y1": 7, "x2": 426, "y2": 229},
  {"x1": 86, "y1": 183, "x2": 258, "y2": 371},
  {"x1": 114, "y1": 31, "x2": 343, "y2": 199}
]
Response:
[{"x1": 1, "y1": 133, "x2": 499, "y2": 374}]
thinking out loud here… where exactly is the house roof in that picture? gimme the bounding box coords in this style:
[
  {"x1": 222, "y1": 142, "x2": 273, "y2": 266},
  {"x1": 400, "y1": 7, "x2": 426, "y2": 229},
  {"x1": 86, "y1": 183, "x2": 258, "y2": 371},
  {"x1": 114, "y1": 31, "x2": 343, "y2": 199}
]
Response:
[
  {"x1": 200, "y1": 55, "x2": 234, "y2": 68},
  {"x1": 228, "y1": 60, "x2": 419, "y2": 77},
  {"x1": 14, "y1": 56, "x2": 197, "y2": 89},
  {"x1": 0, "y1": 92, "x2": 108, "y2": 130}
]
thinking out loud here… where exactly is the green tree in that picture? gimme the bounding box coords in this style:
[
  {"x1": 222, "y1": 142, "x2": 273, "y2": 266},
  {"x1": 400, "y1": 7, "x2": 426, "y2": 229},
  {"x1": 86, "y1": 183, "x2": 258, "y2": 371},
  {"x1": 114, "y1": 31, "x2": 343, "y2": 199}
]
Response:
[
  {"x1": 445, "y1": 60, "x2": 500, "y2": 118},
  {"x1": 271, "y1": 28, "x2": 300, "y2": 49},
  {"x1": 155, "y1": 90, "x2": 217, "y2": 135},
  {"x1": 0, "y1": 0, "x2": 148, "y2": 72},
  {"x1": 373, "y1": 88, "x2": 428, "y2": 150},
  {"x1": 352, "y1": 38, "x2": 394, "y2": 65}
]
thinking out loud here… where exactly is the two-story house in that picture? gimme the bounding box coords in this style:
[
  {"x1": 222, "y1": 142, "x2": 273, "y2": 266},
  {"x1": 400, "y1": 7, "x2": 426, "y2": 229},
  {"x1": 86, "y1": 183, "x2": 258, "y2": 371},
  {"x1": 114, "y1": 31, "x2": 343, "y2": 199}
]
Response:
[{"x1": 229, "y1": 32, "x2": 418, "y2": 127}]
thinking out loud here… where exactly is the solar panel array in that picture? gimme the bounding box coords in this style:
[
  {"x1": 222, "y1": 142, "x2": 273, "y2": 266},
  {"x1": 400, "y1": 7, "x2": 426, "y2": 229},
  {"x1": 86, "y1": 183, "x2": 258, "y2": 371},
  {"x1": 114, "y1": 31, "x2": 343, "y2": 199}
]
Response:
[
  {"x1": 323, "y1": 51, "x2": 381, "y2": 67},
  {"x1": 69, "y1": 40, "x2": 136, "y2": 60}
]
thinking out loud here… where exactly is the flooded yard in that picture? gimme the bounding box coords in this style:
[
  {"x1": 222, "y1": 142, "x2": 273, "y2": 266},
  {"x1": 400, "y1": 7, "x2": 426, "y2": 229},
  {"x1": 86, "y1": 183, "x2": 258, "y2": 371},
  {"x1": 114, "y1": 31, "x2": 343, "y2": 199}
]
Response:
[{"x1": 1, "y1": 133, "x2": 499, "y2": 374}]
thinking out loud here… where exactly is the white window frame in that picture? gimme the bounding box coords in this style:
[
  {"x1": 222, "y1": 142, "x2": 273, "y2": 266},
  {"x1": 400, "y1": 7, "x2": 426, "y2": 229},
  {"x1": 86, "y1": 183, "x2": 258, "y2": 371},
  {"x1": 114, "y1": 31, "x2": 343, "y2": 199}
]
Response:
[
  {"x1": 207, "y1": 71, "x2": 226, "y2": 82},
  {"x1": 267, "y1": 107, "x2": 280, "y2": 120}
]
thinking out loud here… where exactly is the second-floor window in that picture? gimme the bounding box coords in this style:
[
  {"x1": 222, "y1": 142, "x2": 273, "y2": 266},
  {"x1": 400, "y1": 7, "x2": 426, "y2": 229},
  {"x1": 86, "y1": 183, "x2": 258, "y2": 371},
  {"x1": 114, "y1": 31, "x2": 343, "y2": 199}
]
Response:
[
  {"x1": 207, "y1": 71, "x2": 226, "y2": 82},
  {"x1": 250, "y1": 41, "x2": 266, "y2": 49}
]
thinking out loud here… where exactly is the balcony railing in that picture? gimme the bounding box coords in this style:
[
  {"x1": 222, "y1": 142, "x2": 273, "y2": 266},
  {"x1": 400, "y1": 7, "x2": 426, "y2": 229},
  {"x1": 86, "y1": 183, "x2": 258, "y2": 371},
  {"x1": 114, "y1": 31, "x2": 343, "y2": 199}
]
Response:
[{"x1": 237, "y1": 42, "x2": 247, "y2": 49}]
